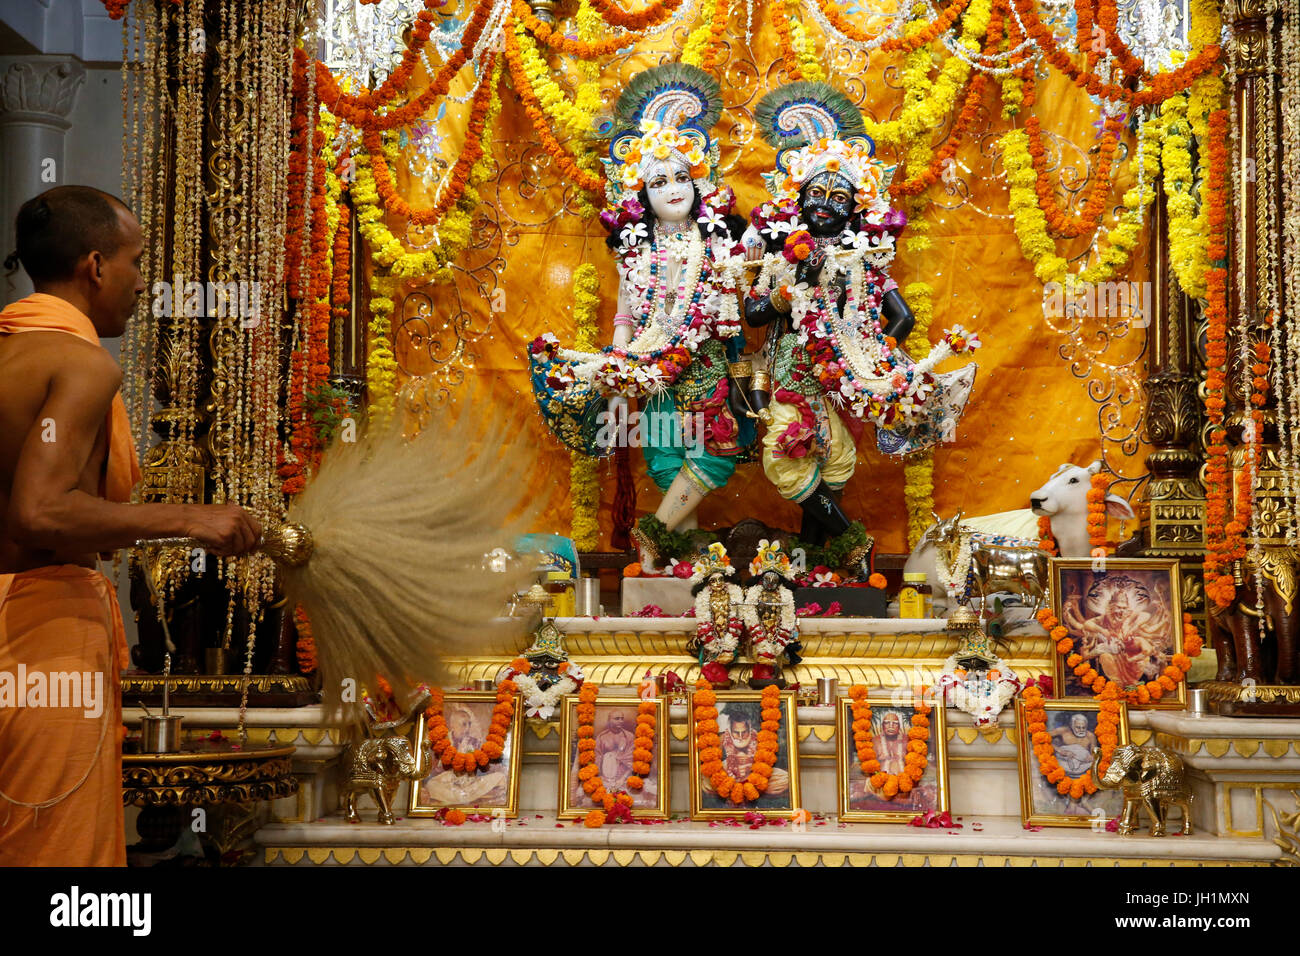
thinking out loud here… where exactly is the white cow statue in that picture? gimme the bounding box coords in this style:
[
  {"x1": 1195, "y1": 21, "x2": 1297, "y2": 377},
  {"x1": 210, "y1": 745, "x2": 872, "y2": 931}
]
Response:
[{"x1": 904, "y1": 459, "x2": 1136, "y2": 610}]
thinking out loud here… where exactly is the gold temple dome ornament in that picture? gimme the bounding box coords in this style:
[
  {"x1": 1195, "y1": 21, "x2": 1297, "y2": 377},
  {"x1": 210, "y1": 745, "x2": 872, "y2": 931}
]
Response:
[{"x1": 945, "y1": 605, "x2": 981, "y2": 630}]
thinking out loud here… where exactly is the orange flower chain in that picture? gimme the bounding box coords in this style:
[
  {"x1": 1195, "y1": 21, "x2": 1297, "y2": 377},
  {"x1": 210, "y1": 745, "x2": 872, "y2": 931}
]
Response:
[
  {"x1": 361, "y1": 52, "x2": 498, "y2": 227},
  {"x1": 848, "y1": 685, "x2": 930, "y2": 799},
  {"x1": 427, "y1": 680, "x2": 517, "y2": 771},
  {"x1": 770, "y1": 0, "x2": 804, "y2": 80},
  {"x1": 1037, "y1": 606, "x2": 1203, "y2": 706},
  {"x1": 511, "y1": 0, "x2": 638, "y2": 58},
  {"x1": 1037, "y1": 515, "x2": 1058, "y2": 555},
  {"x1": 815, "y1": 0, "x2": 971, "y2": 52},
  {"x1": 1010, "y1": 0, "x2": 1220, "y2": 107},
  {"x1": 577, "y1": 683, "x2": 657, "y2": 827},
  {"x1": 891, "y1": 0, "x2": 1003, "y2": 198},
  {"x1": 316, "y1": 0, "x2": 494, "y2": 131},
  {"x1": 1087, "y1": 470, "x2": 1111, "y2": 554},
  {"x1": 502, "y1": 19, "x2": 605, "y2": 194},
  {"x1": 1022, "y1": 681, "x2": 1120, "y2": 800},
  {"x1": 586, "y1": 0, "x2": 685, "y2": 31},
  {"x1": 1024, "y1": 111, "x2": 1125, "y2": 239},
  {"x1": 698, "y1": 0, "x2": 733, "y2": 74},
  {"x1": 1201, "y1": 108, "x2": 1234, "y2": 608},
  {"x1": 693, "y1": 681, "x2": 780, "y2": 806}
]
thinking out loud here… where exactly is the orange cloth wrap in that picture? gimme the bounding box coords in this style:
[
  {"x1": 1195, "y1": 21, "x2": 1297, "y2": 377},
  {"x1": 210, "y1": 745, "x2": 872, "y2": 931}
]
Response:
[
  {"x1": 0, "y1": 566, "x2": 128, "y2": 866},
  {"x1": 0, "y1": 292, "x2": 141, "y2": 503}
]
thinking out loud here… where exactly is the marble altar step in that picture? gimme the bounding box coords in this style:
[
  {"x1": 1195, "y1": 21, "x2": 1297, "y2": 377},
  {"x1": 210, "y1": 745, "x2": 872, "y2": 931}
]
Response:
[{"x1": 254, "y1": 812, "x2": 1280, "y2": 867}]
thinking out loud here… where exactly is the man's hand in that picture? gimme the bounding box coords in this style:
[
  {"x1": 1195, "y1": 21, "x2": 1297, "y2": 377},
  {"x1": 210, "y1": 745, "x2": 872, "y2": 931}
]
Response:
[{"x1": 184, "y1": 503, "x2": 262, "y2": 557}]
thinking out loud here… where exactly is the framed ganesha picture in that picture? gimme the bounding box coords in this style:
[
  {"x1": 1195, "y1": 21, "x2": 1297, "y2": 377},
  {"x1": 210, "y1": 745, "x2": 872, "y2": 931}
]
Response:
[
  {"x1": 835, "y1": 691, "x2": 949, "y2": 823},
  {"x1": 408, "y1": 690, "x2": 523, "y2": 818},
  {"x1": 1049, "y1": 558, "x2": 1188, "y2": 708},
  {"x1": 688, "y1": 687, "x2": 801, "y2": 820},
  {"x1": 557, "y1": 693, "x2": 670, "y2": 820}
]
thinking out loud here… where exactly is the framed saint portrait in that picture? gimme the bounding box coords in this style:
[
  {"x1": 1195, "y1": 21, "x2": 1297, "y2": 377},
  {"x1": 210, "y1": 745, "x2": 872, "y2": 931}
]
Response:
[
  {"x1": 1050, "y1": 558, "x2": 1187, "y2": 708},
  {"x1": 1014, "y1": 696, "x2": 1131, "y2": 828},
  {"x1": 688, "y1": 690, "x2": 801, "y2": 820},
  {"x1": 557, "y1": 696, "x2": 670, "y2": 820},
  {"x1": 407, "y1": 691, "x2": 523, "y2": 818},
  {"x1": 834, "y1": 693, "x2": 949, "y2": 823}
]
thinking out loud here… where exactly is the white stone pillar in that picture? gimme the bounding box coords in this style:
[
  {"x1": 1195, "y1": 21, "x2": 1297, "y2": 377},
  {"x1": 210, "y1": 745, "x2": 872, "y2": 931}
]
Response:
[{"x1": 0, "y1": 56, "x2": 85, "y2": 303}]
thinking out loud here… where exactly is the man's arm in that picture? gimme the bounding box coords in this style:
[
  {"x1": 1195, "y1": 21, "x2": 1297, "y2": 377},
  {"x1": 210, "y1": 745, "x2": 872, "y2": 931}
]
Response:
[{"x1": 6, "y1": 348, "x2": 260, "y2": 556}]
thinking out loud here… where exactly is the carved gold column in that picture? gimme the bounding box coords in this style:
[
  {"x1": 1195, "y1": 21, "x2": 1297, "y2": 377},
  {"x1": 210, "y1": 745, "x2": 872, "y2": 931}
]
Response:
[{"x1": 1142, "y1": 177, "x2": 1208, "y2": 620}]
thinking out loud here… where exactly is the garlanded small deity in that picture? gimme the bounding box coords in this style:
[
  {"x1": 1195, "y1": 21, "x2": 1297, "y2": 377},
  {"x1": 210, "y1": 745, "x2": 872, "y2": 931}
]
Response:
[
  {"x1": 937, "y1": 612, "x2": 1021, "y2": 730},
  {"x1": 499, "y1": 621, "x2": 585, "y2": 720},
  {"x1": 743, "y1": 82, "x2": 982, "y2": 557},
  {"x1": 688, "y1": 542, "x2": 744, "y2": 689},
  {"x1": 529, "y1": 64, "x2": 755, "y2": 567},
  {"x1": 742, "y1": 540, "x2": 802, "y2": 689}
]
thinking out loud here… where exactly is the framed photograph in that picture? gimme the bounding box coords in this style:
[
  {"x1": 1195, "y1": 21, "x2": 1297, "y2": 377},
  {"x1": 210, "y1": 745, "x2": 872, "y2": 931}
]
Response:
[
  {"x1": 688, "y1": 690, "x2": 801, "y2": 820},
  {"x1": 558, "y1": 696, "x2": 669, "y2": 820},
  {"x1": 1014, "y1": 697, "x2": 1131, "y2": 827},
  {"x1": 407, "y1": 691, "x2": 523, "y2": 818},
  {"x1": 835, "y1": 693, "x2": 949, "y2": 823},
  {"x1": 1050, "y1": 557, "x2": 1187, "y2": 708}
]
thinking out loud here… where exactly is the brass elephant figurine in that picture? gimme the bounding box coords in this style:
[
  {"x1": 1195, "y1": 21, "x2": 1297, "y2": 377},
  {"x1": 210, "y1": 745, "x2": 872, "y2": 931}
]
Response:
[
  {"x1": 1090, "y1": 743, "x2": 1193, "y2": 837},
  {"x1": 343, "y1": 689, "x2": 432, "y2": 825}
]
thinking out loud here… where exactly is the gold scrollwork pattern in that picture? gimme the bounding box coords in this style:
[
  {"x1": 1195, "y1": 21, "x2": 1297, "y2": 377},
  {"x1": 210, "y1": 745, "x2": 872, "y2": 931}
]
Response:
[{"x1": 123, "y1": 754, "x2": 299, "y2": 806}]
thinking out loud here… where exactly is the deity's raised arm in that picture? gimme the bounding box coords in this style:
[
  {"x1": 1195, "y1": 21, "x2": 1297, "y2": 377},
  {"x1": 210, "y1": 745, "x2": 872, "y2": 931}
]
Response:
[{"x1": 741, "y1": 82, "x2": 984, "y2": 562}]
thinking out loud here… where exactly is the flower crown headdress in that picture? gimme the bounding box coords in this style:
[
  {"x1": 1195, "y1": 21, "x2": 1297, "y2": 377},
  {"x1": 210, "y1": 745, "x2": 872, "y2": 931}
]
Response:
[
  {"x1": 691, "y1": 541, "x2": 735, "y2": 580},
  {"x1": 754, "y1": 82, "x2": 897, "y2": 214},
  {"x1": 601, "y1": 63, "x2": 723, "y2": 206},
  {"x1": 749, "y1": 539, "x2": 793, "y2": 580}
]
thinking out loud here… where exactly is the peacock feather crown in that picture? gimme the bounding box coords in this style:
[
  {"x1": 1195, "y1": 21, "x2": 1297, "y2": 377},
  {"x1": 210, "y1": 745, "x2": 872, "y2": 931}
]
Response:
[
  {"x1": 602, "y1": 63, "x2": 724, "y2": 205},
  {"x1": 749, "y1": 539, "x2": 793, "y2": 580},
  {"x1": 754, "y1": 82, "x2": 897, "y2": 211}
]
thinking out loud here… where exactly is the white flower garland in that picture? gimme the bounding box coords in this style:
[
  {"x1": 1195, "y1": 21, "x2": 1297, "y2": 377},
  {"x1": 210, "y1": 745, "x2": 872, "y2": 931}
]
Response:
[
  {"x1": 938, "y1": 655, "x2": 1021, "y2": 730},
  {"x1": 741, "y1": 583, "x2": 798, "y2": 662},
  {"x1": 694, "y1": 581, "x2": 744, "y2": 659},
  {"x1": 933, "y1": 529, "x2": 973, "y2": 601},
  {"x1": 511, "y1": 669, "x2": 581, "y2": 721}
]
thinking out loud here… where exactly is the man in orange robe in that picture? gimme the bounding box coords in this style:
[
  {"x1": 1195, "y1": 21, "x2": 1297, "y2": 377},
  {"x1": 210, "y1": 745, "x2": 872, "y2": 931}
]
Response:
[{"x1": 0, "y1": 186, "x2": 261, "y2": 866}]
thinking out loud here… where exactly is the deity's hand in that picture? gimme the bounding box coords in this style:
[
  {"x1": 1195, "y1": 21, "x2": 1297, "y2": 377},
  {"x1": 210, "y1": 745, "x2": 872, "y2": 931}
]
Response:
[
  {"x1": 606, "y1": 397, "x2": 629, "y2": 443},
  {"x1": 795, "y1": 249, "x2": 827, "y2": 288}
]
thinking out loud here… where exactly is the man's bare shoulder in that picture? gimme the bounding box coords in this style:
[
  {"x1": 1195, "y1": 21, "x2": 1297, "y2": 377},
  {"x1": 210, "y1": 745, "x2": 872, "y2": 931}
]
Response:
[{"x1": 0, "y1": 333, "x2": 121, "y2": 392}]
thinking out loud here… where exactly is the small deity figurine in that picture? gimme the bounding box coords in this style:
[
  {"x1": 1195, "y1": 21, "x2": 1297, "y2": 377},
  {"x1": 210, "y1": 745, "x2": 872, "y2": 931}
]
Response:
[
  {"x1": 742, "y1": 82, "x2": 981, "y2": 556},
  {"x1": 937, "y1": 609, "x2": 1021, "y2": 731},
  {"x1": 529, "y1": 64, "x2": 755, "y2": 567},
  {"x1": 499, "y1": 621, "x2": 585, "y2": 720},
  {"x1": 688, "y1": 542, "x2": 744, "y2": 689},
  {"x1": 742, "y1": 540, "x2": 802, "y2": 689}
]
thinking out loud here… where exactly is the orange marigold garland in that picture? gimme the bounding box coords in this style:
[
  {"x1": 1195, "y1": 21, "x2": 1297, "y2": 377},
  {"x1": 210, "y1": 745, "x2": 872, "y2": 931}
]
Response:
[
  {"x1": 1024, "y1": 112, "x2": 1125, "y2": 239},
  {"x1": 576, "y1": 683, "x2": 654, "y2": 826},
  {"x1": 1010, "y1": 0, "x2": 1220, "y2": 107},
  {"x1": 693, "y1": 680, "x2": 781, "y2": 805},
  {"x1": 771, "y1": 0, "x2": 804, "y2": 80},
  {"x1": 293, "y1": 605, "x2": 317, "y2": 675},
  {"x1": 698, "y1": 0, "x2": 732, "y2": 74},
  {"x1": 1036, "y1": 606, "x2": 1203, "y2": 706},
  {"x1": 316, "y1": 0, "x2": 493, "y2": 131},
  {"x1": 360, "y1": 51, "x2": 497, "y2": 227},
  {"x1": 1086, "y1": 470, "x2": 1112, "y2": 555},
  {"x1": 502, "y1": 20, "x2": 605, "y2": 194},
  {"x1": 1037, "y1": 515, "x2": 1058, "y2": 555},
  {"x1": 586, "y1": 0, "x2": 684, "y2": 31},
  {"x1": 1201, "y1": 108, "x2": 1234, "y2": 608},
  {"x1": 847, "y1": 685, "x2": 931, "y2": 798},
  {"x1": 1022, "y1": 681, "x2": 1120, "y2": 799},
  {"x1": 428, "y1": 681, "x2": 517, "y2": 772}
]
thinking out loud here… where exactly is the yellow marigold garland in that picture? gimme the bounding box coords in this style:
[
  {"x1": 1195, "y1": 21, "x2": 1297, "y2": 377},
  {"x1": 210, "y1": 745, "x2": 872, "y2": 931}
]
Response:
[
  {"x1": 1000, "y1": 108, "x2": 1162, "y2": 286},
  {"x1": 901, "y1": 280, "x2": 935, "y2": 548},
  {"x1": 681, "y1": 0, "x2": 719, "y2": 68},
  {"x1": 863, "y1": 0, "x2": 991, "y2": 148},
  {"x1": 1161, "y1": 94, "x2": 1208, "y2": 300},
  {"x1": 789, "y1": 3, "x2": 826, "y2": 83},
  {"x1": 570, "y1": 263, "x2": 601, "y2": 550}
]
